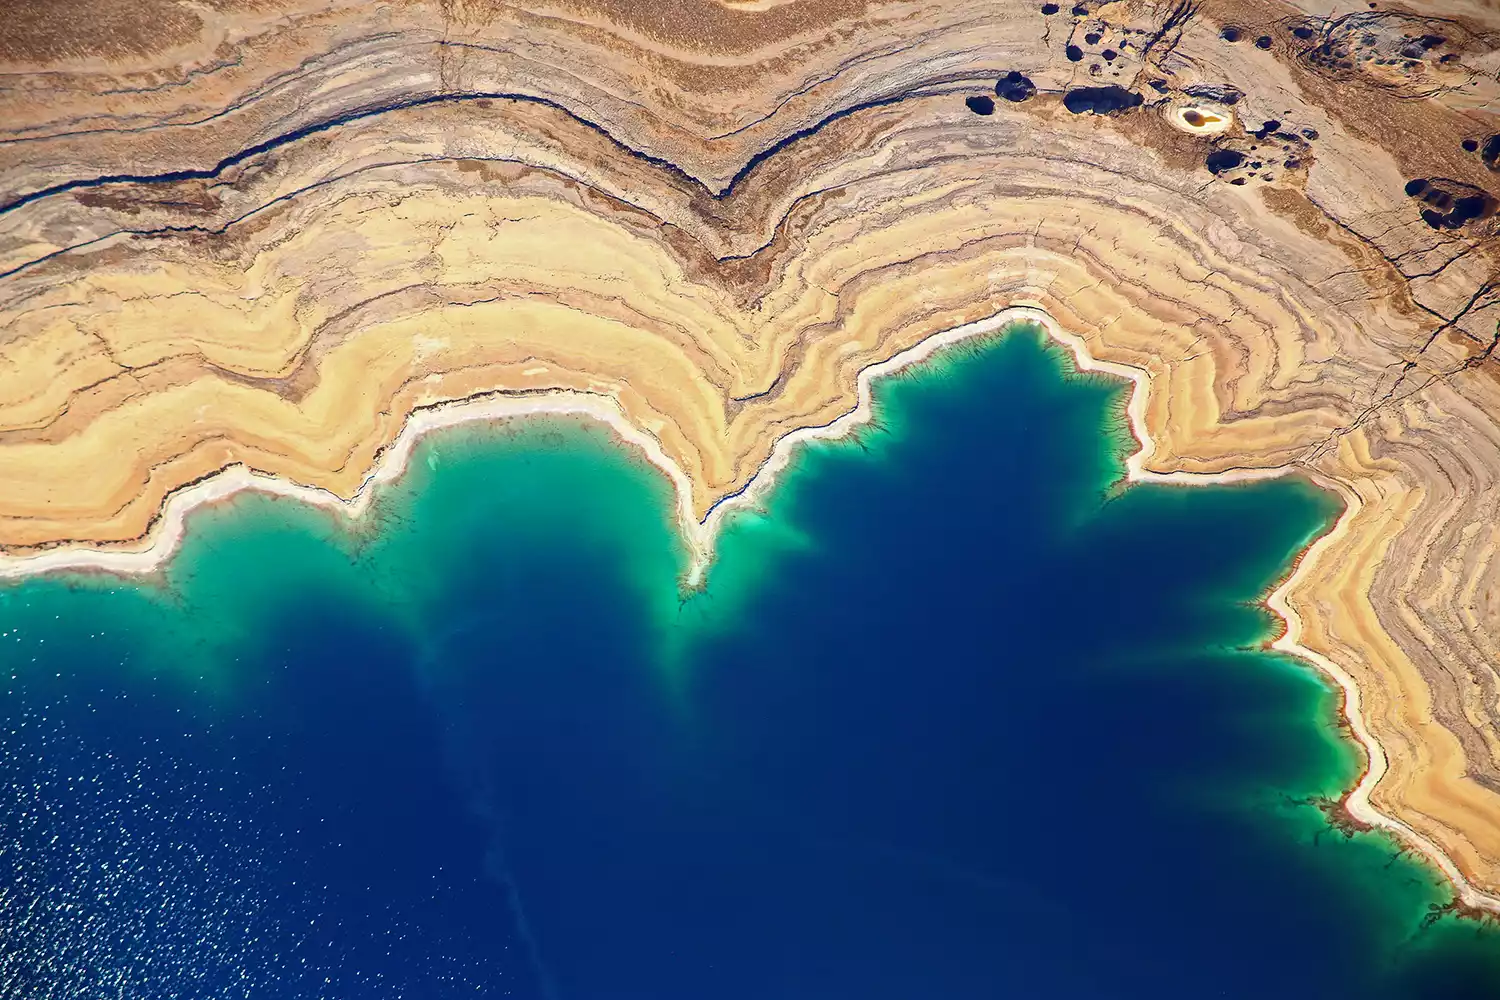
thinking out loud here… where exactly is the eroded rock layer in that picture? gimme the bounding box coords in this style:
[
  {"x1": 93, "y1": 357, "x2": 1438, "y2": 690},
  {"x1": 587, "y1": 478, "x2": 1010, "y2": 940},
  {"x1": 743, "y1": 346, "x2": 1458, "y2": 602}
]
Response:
[{"x1": 4, "y1": 0, "x2": 1500, "y2": 902}]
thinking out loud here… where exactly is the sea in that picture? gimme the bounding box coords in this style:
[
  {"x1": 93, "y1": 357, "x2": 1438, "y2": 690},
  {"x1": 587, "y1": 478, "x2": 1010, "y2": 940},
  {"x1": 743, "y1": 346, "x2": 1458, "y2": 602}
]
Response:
[{"x1": 3, "y1": 323, "x2": 1499, "y2": 1000}]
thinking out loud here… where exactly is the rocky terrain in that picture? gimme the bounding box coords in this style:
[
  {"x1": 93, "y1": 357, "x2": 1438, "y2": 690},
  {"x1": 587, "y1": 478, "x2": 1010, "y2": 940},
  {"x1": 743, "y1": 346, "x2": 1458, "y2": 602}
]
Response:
[{"x1": 5, "y1": 0, "x2": 1500, "y2": 907}]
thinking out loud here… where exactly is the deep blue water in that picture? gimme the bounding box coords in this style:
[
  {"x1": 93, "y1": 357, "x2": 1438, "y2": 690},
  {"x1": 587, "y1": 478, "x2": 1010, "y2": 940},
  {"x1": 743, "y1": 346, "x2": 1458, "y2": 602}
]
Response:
[{"x1": 3, "y1": 325, "x2": 1499, "y2": 999}]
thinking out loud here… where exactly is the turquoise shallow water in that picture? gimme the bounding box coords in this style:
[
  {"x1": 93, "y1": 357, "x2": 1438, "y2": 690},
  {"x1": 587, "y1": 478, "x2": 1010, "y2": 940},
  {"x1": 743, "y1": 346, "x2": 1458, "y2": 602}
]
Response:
[{"x1": 2, "y1": 323, "x2": 1500, "y2": 999}]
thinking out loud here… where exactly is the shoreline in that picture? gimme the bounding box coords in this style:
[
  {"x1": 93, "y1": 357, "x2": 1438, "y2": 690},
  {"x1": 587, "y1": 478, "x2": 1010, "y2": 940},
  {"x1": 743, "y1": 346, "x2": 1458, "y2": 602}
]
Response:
[{"x1": 1, "y1": 304, "x2": 1495, "y2": 916}]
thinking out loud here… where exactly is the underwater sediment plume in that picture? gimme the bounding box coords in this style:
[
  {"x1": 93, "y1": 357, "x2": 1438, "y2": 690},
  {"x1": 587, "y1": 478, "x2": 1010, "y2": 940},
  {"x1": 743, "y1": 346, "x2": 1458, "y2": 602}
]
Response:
[{"x1": 8, "y1": 0, "x2": 1500, "y2": 934}]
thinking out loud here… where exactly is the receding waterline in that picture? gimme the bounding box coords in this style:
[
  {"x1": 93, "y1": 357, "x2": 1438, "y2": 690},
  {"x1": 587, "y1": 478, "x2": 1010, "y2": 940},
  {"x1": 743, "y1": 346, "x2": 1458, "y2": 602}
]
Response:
[{"x1": 0, "y1": 304, "x2": 1487, "y2": 918}]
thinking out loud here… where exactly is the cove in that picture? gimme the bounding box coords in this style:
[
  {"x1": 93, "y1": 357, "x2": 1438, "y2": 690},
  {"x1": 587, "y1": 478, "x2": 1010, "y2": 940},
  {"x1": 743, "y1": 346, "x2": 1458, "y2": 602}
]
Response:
[{"x1": 2, "y1": 324, "x2": 1499, "y2": 999}]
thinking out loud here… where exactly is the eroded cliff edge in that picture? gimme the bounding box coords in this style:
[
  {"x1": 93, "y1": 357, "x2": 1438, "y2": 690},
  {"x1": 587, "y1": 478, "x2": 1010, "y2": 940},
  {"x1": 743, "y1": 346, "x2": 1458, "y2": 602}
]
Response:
[{"x1": 4, "y1": 0, "x2": 1500, "y2": 903}]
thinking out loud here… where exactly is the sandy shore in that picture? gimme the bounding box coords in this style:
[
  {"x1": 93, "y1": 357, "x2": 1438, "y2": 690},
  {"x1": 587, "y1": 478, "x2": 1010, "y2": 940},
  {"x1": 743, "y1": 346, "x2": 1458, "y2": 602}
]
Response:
[{"x1": 0, "y1": 303, "x2": 1491, "y2": 915}]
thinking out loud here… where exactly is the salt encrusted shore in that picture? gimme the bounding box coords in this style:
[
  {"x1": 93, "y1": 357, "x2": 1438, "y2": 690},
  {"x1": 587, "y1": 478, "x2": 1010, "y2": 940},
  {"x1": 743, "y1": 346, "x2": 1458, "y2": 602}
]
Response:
[{"x1": 0, "y1": 304, "x2": 1491, "y2": 916}]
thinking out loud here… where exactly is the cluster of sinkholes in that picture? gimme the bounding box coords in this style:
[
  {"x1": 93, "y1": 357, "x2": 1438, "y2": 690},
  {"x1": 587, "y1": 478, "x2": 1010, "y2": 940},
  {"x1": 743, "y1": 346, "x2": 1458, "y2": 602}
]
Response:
[
  {"x1": 1201, "y1": 117, "x2": 1318, "y2": 186},
  {"x1": 1043, "y1": 0, "x2": 1149, "y2": 84},
  {"x1": 1218, "y1": 11, "x2": 1470, "y2": 97},
  {"x1": 964, "y1": 4, "x2": 1156, "y2": 119},
  {"x1": 982, "y1": 0, "x2": 1494, "y2": 232},
  {"x1": 964, "y1": 71, "x2": 1037, "y2": 116},
  {"x1": 1212, "y1": 10, "x2": 1495, "y2": 226},
  {"x1": 1402, "y1": 178, "x2": 1495, "y2": 231}
]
